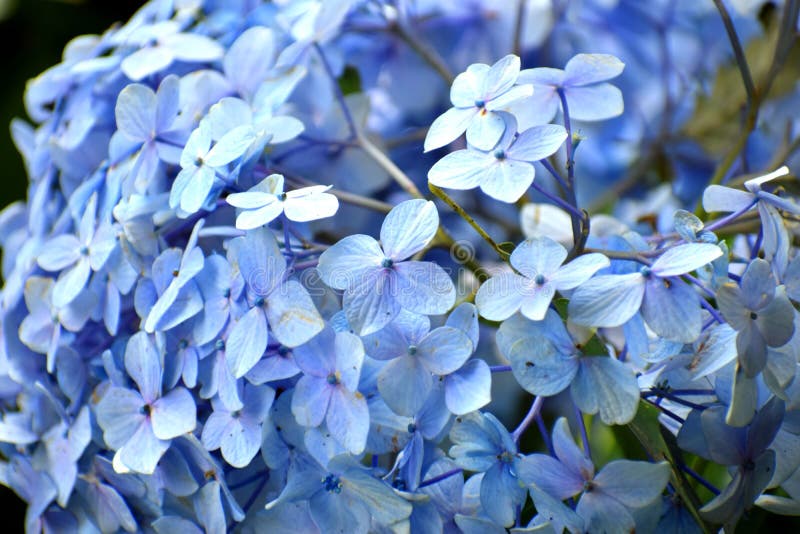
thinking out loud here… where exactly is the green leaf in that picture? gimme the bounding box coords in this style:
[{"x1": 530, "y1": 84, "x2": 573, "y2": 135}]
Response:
[
  {"x1": 338, "y1": 65, "x2": 362, "y2": 95},
  {"x1": 626, "y1": 401, "x2": 712, "y2": 534}
]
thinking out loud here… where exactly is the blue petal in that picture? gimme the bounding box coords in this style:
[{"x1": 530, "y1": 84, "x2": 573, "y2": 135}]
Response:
[
  {"x1": 317, "y1": 234, "x2": 382, "y2": 290},
  {"x1": 343, "y1": 269, "x2": 400, "y2": 336},
  {"x1": 478, "y1": 159, "x2": 535, "y2": 203},
  {"x1": 568, "y1": 273, "x2": 645, "y2": 328},
  {"x1": 567, "y1": 84, "x2": 624, "y2": 121},
  {"x1": 418, "y1": 326, "x2": 473, "y2": 375},
  {"x1": 380, "y1": 199, "x2": 439, "y2": 261},
  {"x1": 475, "y1": 273, "x2": 528, "y2": 322},
  {"x1": 264, "y1": 280, "x2": 324, "y2": 348},
  {"x1": 394, "y1": 261, "x2": 456, "y2": 316},
  {"x1": 445, "y1": 359, "x2": 491, "y2": 415},
  {"x1": 563, "y1": 54, "x2": 625, "y2": 86},
  {"x1": 508, "y1": 124, "x2": 567, "y2": 162},
  {"x1": 150, "y1": 387, "x2": 196, "y2": 440},
  {"x1": 428, "y1": 149, "x2": 494, "y2": 190},
  {"x1": 594, "y1": 460, "x2": 670, "y2": 507},
  {"x1": 225, "y1": 307, "x2": 268, "y2": 378},
  {"x1": 424, "y1": 107, "x2": 476, "y2": 152},
  {"x1": 571, "y1": 356, "x2": 639, "y2": 425},
  {"x1": 224, "y1": 27, "x2": 276, "y2": 99},
  {"x1": 291, "y1": 375, "x2": 332, "y2": 427},
  {"x1": 518, "y1": 454, "x2": 584, "y2": 500},
  {"x1": 480, "y1": 462, "x2": 526, "y2": 527},
  {"x1": 378, "y1": 355, "x2": 433, "y2": 416},
  {"x1": 641, "y1": 276, "x2": 702, "y2": 343},
  {"x1": 327, "y1": 388, "x2": 369, "y2": 454},
  {"x1": 651, "y1": 243, "x2": 722, "y2": 277},
  {"x1": 508, "y1": 339, "x2": 579, "y2": 396},
  {"x1": 124, "y1": 332, "x2": 162, "y2": 402},
  {"x1": 37, "y1": 234, "x2": 81, "y2": 271},
  {"x1": 115, "y1": 84, "x2": 156, "y2": 142},
  {"x1": 702, "y1": 185, "x2": 754, "y2": 213}
]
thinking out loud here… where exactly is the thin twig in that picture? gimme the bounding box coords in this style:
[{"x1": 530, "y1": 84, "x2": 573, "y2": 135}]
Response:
[
  {"x1": 429, "y1": 183, "x2": 509, "y2": 261},
  {"x1": 712, "y1": 0, "x2": 756, "y2": 107}
]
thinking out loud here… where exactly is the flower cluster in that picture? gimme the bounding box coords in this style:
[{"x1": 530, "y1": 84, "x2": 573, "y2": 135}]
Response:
[{"x1": 1, "y1": 0, "x2": 800, "y2": 532}]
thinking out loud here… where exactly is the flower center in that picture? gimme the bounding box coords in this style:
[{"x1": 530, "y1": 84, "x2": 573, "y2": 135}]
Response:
[
  {"x1": 750, "y1": 312, "x2": 758, "y2": 320},
  {"x1": 407, "y1": 345, "x2": 418, "y2": 356},
  {"x1": 534, "y1": 274, "x2": 546, "y2": 285},
  {"x1": 327, "y1": 372, "x2": 339, "y2": 385},
  {"x1": 382, "y1": 258, "x2": 394, "y2": 268},
  {"x1": 322, "y1": 474, "x2": 342, "y2": 494},
  {"x1": 474, "y1": 99, "x2": 486, "y2": 108},
  {"x1": 493, "y1": 149, "x2": 506, "y2": 160},
  {"x1": 640, "y1": 266, "x2": 652, "y2": 278}
]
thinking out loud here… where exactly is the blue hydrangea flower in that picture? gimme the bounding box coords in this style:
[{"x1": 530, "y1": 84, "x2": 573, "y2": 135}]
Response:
[
  {"x1": 95, "y1": 332, "x2": 197, "y2": 474},
  {"x1": 508, "y1": 53, "x2": 625, "y2": 127},
  {"x1": 497, "y1": 310, "x2": 640, "y2": 425},
  {"x1": 362, "y1": 311, "x2": 473, "y2": 417},
  {"x1": 226, "y1": 173, "x2": 339, "y2": 229},
  {"x1": 428, "y1": 114, "x2": 567, "y2": 203},
  {"x1": 201, "y1": 384, "x2": 275, "y2": 468},
  {"x1": 112, "y1": 75, "x2": 184, "y2": 190},
  {"x1": 291, "y1": 327, "x2": 368, "y2": 454},
  {"x1": 120, "y1": 21, "x2": 224, "y2": 81},
  {"x1": 569, "y1": 243, "x2": 723, "y2": 343},
  {"x1": 519, "y1": 418, "x2": 670, "y2": 532},
  {"x1": 224, "y1": 226, "x2": 323, "y2": 377},
  {"x1": 716, "y1": 258, "x2": 795, "y2": 377},
  {"x1": 35, "y1": 194, "x2": 116, "y2": 308},
  {"x1": 678, "y1": 397, "x2": 785, "y2": 528},
  {"x1": 317, "y1": 199, "x2": 456, "y2": 335},
  {"x1": 424, "y1": 54, "x2": 533, "y2": 152},
  {"x1": 448, "y1": 411, "x2": 527, "y2": 527},
  {"x1": 703, "y1": 166, "x2": 798, "y2": 274},
  {"x1": 476, "y1": 237, "x2": 608, "y2": 321},
  {"x1": 265, "y1": 453, "x2": 412, "y2": 533},
  {"x1": 138, "y1": 220, "x2": 205, "y2": 333}
]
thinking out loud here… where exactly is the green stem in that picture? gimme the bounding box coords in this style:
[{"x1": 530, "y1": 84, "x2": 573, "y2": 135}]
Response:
[
  {"x1": 429, "y1": 183, "x2": 510, "y2": 261},
  {"x1": 627, "y1": 402, "x2": 711, "y2": 534}
]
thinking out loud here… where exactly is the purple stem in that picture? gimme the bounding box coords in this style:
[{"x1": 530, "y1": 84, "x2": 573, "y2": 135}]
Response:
[
  {"x1": 703, "y1": 199, "x2": 757, "y2": 232},
  {"x1": 418, "y1": 468, "x2": 463, "y2": 488},
  {"x1": 512, "y1": 396, "x2": 544, "y2": 443}
]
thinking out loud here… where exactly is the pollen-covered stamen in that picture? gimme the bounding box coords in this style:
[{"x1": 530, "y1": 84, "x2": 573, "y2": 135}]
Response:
[
  {"x1": 497, "y1": 451, "x2": 515, "y2": 464},
  {"x1": 327, "y1": 372, "x2": 340, "y2": 385},
  {"x1": 322, "y1": 474, "x2": 343, "y2": 494},
  {"x1": 140, "y1": 404, "x2": 152, "y2": 417},
  {"x1": 583, "y1": 479, "x2": 595, "y2": 492}
]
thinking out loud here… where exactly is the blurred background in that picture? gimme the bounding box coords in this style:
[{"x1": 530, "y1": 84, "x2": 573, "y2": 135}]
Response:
[
  {"x1": 0, "y1": 0, "x2": 140, "y2": 205},
  {"x1": 0, "y1": 0, "x2": 139, "y2": 525}
]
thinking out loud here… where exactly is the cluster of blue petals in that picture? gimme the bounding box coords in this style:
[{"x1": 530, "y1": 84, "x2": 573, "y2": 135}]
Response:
[{"x1": 1, "y1": 0, "x2": 800, "y2": 532}]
